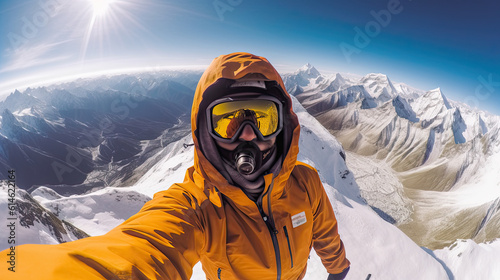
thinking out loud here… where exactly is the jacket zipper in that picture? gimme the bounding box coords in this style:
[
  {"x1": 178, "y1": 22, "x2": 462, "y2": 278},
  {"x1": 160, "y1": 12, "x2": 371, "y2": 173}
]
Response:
[
  {"x1": 218, "y1": 267, "x2": 221, "y2": 279},
  {"x1": 256, "y1": 184, "x2": 281, "y2": 280},
  {"x1": 283, "y1": 226, "x2": 294, "y2": 268}
]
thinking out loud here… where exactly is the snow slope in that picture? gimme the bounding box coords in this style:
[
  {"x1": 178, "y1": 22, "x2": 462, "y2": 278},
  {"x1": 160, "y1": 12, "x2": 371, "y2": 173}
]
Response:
[
  {"x1": 0, "y1": 184, "x2": 88, "y2": 249},
  {"x1": 433, "y1": 239, "x2": 500, "y2": 279},
  {"x1": 32, "y1": 186, "x2": 151, "y2": 236}
]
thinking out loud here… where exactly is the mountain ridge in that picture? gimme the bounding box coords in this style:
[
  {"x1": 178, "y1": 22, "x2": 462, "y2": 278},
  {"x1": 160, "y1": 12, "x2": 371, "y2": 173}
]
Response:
[{"x1": 284, "y1": 64, "x2": 500, "y2": 249}]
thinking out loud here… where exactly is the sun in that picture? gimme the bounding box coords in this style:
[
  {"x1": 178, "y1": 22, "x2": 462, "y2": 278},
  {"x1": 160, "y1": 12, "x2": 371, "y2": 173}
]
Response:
[
  {"x1": 81, "y1": 0, "x2": 118, "y2": 61},
  {"x1": 89, "y1": 0, "x2": 115, "y2": 17},
  {"x1": 80, "y1": 0, "x2": 151, "y2": 62}
]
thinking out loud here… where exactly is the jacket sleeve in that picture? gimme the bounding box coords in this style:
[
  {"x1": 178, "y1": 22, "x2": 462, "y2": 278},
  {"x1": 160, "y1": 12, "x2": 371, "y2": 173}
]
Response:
[
  {"x1": 308, "y1": 168, "x2": 350, "y2": 275},
  {"x1": 0, "y1": 184, "x2": 205, "y2": 280}
]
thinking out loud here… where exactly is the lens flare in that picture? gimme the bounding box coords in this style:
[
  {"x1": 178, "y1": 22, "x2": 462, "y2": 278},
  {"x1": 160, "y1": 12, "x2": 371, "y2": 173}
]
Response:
[
  {"x1": 79, "y1": 0, "x2": 157, "y2": 64},
  {"x1": 89, "y1": 0, "x2": 115, "y2": 17}
]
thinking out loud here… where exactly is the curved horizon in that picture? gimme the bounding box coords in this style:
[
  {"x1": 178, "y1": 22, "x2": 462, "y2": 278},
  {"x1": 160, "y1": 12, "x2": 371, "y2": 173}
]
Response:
[{"x1": 1, "y1": 0, "x2": 499, "y2": 114}]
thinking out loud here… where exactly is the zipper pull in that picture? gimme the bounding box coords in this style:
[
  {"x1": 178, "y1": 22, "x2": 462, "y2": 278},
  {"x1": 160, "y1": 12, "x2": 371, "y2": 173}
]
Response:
[{"x1": 262, "y1": 216, "x2": 279, "y2": 234}]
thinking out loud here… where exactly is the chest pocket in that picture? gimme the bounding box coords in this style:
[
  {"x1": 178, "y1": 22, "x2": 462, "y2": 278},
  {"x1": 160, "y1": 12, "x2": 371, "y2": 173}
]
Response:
[{"x1": 283, "y1": 209, "x2": 313, "y2": 269}]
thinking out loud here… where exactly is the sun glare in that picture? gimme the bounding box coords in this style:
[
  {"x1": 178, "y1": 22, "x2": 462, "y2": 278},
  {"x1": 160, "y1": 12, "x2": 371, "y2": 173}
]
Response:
[
  {"x1": 80, "y1": 0, "x2": 152, "y2": 63},
  {"x1": 81, "y1": 0, "x2": 118, "y2": 60},
  {"x1": 90, "y1": 0, "x2": 115, "y2": 17}
]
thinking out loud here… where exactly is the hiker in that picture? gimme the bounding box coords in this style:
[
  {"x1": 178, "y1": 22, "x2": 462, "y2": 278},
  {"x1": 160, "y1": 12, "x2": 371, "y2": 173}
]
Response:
[{"x1": 1, "y1": 52, "x2": 350, "y2": 280}]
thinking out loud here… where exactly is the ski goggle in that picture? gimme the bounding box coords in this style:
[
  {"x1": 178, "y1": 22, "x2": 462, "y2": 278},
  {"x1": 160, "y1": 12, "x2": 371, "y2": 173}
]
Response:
[{"x1": 206, "y1": 96, "x2": 283, "y2": 143}]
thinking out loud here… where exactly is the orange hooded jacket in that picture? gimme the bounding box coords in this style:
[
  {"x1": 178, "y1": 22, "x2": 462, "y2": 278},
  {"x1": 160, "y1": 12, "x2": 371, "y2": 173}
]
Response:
[{"x1": 1, "y1": 52, "x2": 349, "y2": 279}]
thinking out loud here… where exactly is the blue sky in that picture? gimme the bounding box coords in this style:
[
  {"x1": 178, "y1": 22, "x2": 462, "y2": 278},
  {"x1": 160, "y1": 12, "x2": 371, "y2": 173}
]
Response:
[{"x1": 1, "y1": 0, "x2": 499, "y2": 114}]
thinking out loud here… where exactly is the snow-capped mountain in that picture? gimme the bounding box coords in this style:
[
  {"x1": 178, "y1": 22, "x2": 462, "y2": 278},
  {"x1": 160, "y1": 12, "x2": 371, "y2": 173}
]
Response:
[
  {"x1": 0, "y1": 182, "x2": 89, "y2": 247},
  {"x1": 412, "y1": 87, "x2": 452, "y2": 121},
  {"x1": 0, "y1": 68, "x2": 499, "y2": 279},
  {"x1": 284, "y1": 63, "x2": 334, "y2": 95},
  {"x1": 394, "y1": 82, "x2": 425, "y2": 100},
  {"x1": 0, "y1": 70, "x2": 201, "y2": 191},
  {"x1": 296, "y1": 63, "x2": 321, "y2": 79},
  {"x1": 284, "y1": 64, "x2": 500, "y2": 252},
  {"x1": 360, "y1": 73, "x2": 399, "y2": 103}
]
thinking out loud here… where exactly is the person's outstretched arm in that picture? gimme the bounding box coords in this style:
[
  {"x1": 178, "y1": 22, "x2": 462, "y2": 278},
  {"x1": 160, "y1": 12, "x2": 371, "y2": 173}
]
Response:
[
  {"x1": 1, "y1": 183, "x2": 205, "y2": 280},
  {"x1": 308, "y1": 166, "x2": 351, "y2": 278}
]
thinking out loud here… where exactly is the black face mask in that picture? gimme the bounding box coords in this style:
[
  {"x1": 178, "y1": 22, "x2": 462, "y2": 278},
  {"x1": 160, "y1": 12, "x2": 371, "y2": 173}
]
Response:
[{"x1": 218, "y1": 141, "x2": 276, "y2": 175}]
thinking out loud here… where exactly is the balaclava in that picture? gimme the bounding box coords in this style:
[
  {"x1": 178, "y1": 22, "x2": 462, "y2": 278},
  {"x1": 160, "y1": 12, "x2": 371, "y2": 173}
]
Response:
[{"x1": 198, "y1": 77, "x2": 287, "y2": 201}]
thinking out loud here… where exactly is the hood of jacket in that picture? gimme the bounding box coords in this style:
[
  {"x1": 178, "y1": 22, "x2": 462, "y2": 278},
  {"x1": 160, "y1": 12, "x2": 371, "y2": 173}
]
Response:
[{"x1": 191, "y1": 52, "x2": 300, "y2": 201}]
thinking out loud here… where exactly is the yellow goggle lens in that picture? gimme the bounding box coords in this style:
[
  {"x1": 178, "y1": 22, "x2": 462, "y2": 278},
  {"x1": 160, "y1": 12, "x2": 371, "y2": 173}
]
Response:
[{"x1": 211, "y1": 99, "x2": 279, "y2": 139}]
